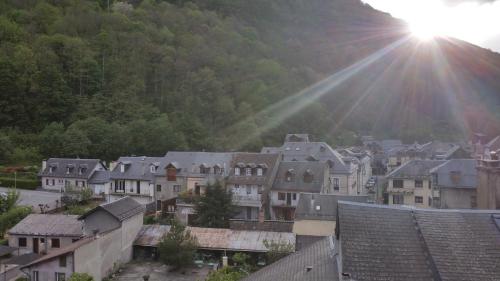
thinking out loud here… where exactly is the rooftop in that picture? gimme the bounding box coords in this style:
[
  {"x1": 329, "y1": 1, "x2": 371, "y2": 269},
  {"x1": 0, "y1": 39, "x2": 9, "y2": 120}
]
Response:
[
  {"x1": 110, "y1": 156, "x2": 164, "y2": 181},
  {"x1": 8, "y1": 214, "x2": 83, "y2": 237},
  {"x1": 39, "y1": 158, "x2": 102, "y2": 179},
  {"x1": 272, "y1": 162, "x2": 327, "y2": 193},
  {"x1": 386, "y1": 159, "x2": 446, "y2": 179},
  {"x1": 430, "y1": 159, "x2": 477, "y2": 188},
  {"x1": 294, "y1": 193, "x2": 369, "y2": 221},
  {"x1": 79, "y1": 196, "x2": 144, "y2": 222}
]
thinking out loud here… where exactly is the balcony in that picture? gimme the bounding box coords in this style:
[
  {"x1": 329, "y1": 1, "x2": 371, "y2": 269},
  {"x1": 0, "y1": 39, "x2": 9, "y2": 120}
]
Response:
[{"x1": 232, "y1": 194, "x2": 262, "y2": 207}]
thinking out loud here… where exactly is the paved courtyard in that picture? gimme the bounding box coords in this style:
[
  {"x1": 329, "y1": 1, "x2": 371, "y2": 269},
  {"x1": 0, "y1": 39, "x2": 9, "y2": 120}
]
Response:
[
  {"x1": 113, "y1": 261, "x2": 211, "y2": 281},
  {"x1": 0, "y1": 187, "x2": 62, "y2": 213}
]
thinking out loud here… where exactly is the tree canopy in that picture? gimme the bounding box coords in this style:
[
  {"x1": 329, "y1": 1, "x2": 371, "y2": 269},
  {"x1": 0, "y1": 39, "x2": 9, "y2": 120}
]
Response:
[
  {"x1": 158, "y1": 218, "x2": 198, "y2": 270},
  {"x1": 193, "y1": 181, "x2": 236, "y2": 228}
]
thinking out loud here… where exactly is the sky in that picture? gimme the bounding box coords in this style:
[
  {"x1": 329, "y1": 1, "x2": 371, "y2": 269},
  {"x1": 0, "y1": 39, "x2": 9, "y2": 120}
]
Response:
[{"x1": 362, "y1": 0, "x2": 500, "y2": 52}]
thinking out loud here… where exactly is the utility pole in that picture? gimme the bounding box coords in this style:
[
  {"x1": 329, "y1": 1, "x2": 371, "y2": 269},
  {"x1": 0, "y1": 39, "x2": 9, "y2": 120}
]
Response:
[{"x1": 14, "y1": 171, "x2": 17, "y2": 189}]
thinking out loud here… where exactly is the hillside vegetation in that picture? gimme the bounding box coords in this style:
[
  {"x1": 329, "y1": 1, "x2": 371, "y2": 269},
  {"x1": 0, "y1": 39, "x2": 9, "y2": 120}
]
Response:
[{"x1": 1, "y1": 0, "x2": 500, "y2": 163}]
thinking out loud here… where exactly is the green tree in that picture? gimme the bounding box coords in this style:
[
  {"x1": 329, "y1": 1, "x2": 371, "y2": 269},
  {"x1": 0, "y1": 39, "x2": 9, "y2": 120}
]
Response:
[
  {"x1": 193, "y1": 182, "x2": 236, "y2": 228},
  {"x1": 0, "y1": 189, "x2": 19, "y2": 213},
  {"x1": 68, "y1": 273, "x2": 93, "y2": 281},
  {"x1": 206, "y1": 267, "x2": 246, "y2": 281},
  {"x1": 263, "y1": 239, "x2": 294, "y2": 264},
  {"x1": 38, "y1": 122, "x2": 65, "y2": 158},
  {"x1": 158, "y1": 219, "x2": 198, "y2": 270}
]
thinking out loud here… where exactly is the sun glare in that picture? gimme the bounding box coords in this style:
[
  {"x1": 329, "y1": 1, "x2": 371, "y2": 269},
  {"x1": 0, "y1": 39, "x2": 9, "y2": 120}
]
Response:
[{"x1": 410, "y1": 22, "x2": 439, "y2": 41}]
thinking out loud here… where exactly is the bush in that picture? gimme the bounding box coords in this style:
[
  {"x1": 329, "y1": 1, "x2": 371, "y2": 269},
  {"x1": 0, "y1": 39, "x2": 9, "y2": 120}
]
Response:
[
  {"x1": 144, "y1": 216, "x2": 156, "y2": 225},
  {"x1": 68, "y1": 273, "x2": 93, "y2": 281},
  {"x1": 158, "y1": 219, "x2": 198, "y2": 270},
  {"x1": 0, "y1": 206, "x2": 31, "y2": 236},
  {"x1": 0, "y1": 177, "x2": 38, "y2": 190},
  {"x1": 64, "y1": 205, "x2": 87, "y2": 215},
  {"x1": 15, "y1": 277, "x2": 28, "y2": 281}
]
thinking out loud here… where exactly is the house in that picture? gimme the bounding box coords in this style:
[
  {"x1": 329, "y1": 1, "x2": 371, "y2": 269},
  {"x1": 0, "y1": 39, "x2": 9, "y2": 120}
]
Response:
[
  {"x1": 155, "y1": 152, "x2": 232, "y2": 224},
  {"x1": 262, "y1": 135, "x2": 359, "y2": 196},
  {"x1": 270, "y1": 161, "x2": 329, "y2": 220},
  {"x1": 39, "y1": 158, "x2": 105, "y2": 191},
  {"x1": 7, "y1": 214, "x2": 83, "y2": 255},
  {"x1": 108, "y1": 156, "x2": 164, "y2": 205},
  {"x1": 21, "y1": 197, "x2": 144, "y2": 281},
  {"x1": 429, "y1": 159, "x2": 477, "y2": 209},
  {"x1": 87, "y1": 170, "x2": 110, "y2": 198},
  {"x1": 476, "y1": 153, "x2": 500, "y2": 209},
  {"x1": 226, "y1": 153, "x2": 280, "y2": 220},
  {"x1": 292, "y1": 193, "x2": 368, "y2": 237},
  {"x1": 386, "y1": 160, "x2": 446, "y2": 208},
  {"x1": 338, "y1": 147, "x2": 372, "y2": 189},
  {"x1": 244, "y1": 201, "x2": 500, "y2": 281}
]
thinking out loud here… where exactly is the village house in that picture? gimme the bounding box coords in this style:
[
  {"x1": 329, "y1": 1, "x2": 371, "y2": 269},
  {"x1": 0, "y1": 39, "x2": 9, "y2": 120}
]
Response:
[
  {"x1": 39, "y1": 158, "x2": 106, "y2": 192},
  {"x1": 269, "y1": 161, "x2": 329, "y2": 220},
  {"x1": 226, "y1": 153, "x2": 280, "y2": 220},
  {"x1": 429, "y1": 159, "x2": 477, "y2": 209},
  {"x1": 87, "y1": 170, "x2": 110, "y2": 198},
  {"x1": 262, "y1": 134, "x2": 360, "y2": 196},
  {"x1": 7, "y1": 214, "x2": 83, "y2": 256},
  {"x1": 107, "y1": 156, "x2": 163, "y2": 205},
  {"x1": 386, "y1": 160, "x2": 446, "y2": 208},
  {"x1": 338, "y1": 147, "x2": 372, "y2": 189},
  {"x1": 20, "y1": 197, "x2": 144, "y2": 281},
  {"x1": 476, "y1": 152, "x2": 500, "y2": 209}
]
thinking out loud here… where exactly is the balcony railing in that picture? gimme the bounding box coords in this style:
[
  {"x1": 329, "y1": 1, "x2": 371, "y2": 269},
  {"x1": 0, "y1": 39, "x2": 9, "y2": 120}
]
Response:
[{"x1": 232, "y1": 194, "x2": 262, "y2": 207}]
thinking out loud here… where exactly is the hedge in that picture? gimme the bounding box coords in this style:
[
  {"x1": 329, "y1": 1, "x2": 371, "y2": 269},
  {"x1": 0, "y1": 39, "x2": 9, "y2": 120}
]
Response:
[{"x1": 0, "y1": 177, "x2": 38, "y2": 190}]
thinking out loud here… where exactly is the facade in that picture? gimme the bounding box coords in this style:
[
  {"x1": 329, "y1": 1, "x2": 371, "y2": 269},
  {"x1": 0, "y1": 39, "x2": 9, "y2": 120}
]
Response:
[
  {"x1": 477, "y1": 156, "x2": 500, "y2": 209},
  {"x1": 87, "y1": 170, "x2": 110, "y2": 198},
  {"x1": 7, "y1": 214, "x2": 83, "y2": 255},
  {"x1": 226, "y1": 153, "x2": 280, "y2": 220},
  {"x1": 430, "y1": 159, "x2": 477, "y2": 209},
  {"x1": 386, "y1": 160, "x2": 446, "y2": 208},
  {"x1": 270, "y1": 161, "x2": 329, "y2": 220},
  {"x1": 108, "y1": 156, "x2": 164, "y2": 205},
  {"x1": 39, "y1": 158, "x2": 105, "y2": 192}
]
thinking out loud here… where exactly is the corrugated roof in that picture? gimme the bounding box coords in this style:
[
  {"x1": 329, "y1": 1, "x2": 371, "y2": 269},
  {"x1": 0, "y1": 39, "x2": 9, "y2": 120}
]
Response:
[
  {"x1": 8, "y1": 214, "x2": 83, "y2": 237},
  {"x1": 134, "y1": 225, "x2": 171, "y2": 247}
]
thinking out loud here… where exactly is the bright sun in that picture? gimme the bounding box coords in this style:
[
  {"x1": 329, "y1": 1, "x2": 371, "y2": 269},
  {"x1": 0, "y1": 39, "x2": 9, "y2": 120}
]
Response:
[{"x1": 410, "y1": 22, "x2": 439, "y2": 40}]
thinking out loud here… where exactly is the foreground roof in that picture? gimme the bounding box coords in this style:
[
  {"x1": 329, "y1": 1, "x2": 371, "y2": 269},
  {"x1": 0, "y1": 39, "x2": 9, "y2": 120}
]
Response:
[
  {"x1": 79, "y1": 196, "x2": 144, "y2": 222},
  {"x1": 337, "y1": 202, "x2": 500, "y2": 281},
  {"x1": 386, "y1": 159, "x2": 446, "y2": 179},
  {"x1": 294, "y1": 193, "x2": 369, "y2": 221},
  {"x1": 242, "y1": 237, "x2": 337, "y2": 281},
  {"x1": 8, "y1": 214, "x2": 83, "y2": 237}
]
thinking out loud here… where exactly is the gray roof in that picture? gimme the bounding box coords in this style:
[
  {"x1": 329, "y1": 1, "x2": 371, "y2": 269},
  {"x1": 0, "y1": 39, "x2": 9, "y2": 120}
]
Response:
[
  {"x1": 8, "y1": 214, "x2": 83, "y2": 237},
  {"x1": 242, "y1": 236, "x2": 338, "y2": 281},
  {"x1": 386, "y1": 160, "x2": 446, "y2": 179},
  {"x1": 261, "y1": 142, "x2": 352, "y2": 174},
  {"x1": 294, "y1": 193, "x2": 369, "y2": 221},
  {"x1": 419, "y1": 141, "x2": 461, "y2": 160},
  {"x1": 79, "y1": 196, "x2": 144, "y2": 222},
  {"x1": 272, "y1": 162, "x2": 327, "y2": 193},
  {"x1": 285, "y1": 134, "x2": 310, "y2": 143},
  {"x1": 110, "y1": 156, "x2": 164, "y2": 181},
  {"x1": 227, "y1": 153, "x2": 280, "y2": 185},
  {"x1": 39, "y1": 158, "x2": 101, "y2": 179},
  {"x1": 160, "y1": 151, "x2": 233, "y2": 177},
  {"x1": 3, "y1": 253, "x2": 41, "y2": 266},
  {"x1": 337, "y1": 202, "x2": 500, "y2": 281},
  {"x1": 430, "y1": 159, "x2": 477, "y2": 189},
  {"x1": 88, "y1": 170, "x2": 110, "y2": 184}
]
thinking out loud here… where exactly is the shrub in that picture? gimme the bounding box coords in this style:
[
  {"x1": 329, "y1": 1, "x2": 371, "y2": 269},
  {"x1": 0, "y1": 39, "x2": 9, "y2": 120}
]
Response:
[
  {"x1": 263, "y1": 239, "x2": 294, "y2": 264},
  {"x1": 68, "y1": 273, "x2": 93, "y2": 281},
  {"x1": 0, "y1": 206, "x2": 32, "y2": 236},
  {"x1": 0, "y1": 177, "x2": 38, "y2": 190},
  {"x1": 158, "y1": 219, "x2": 198, "y2": 270},
  {"x1": 64, "y1": 205, "x2": 87, "y2": 215}
]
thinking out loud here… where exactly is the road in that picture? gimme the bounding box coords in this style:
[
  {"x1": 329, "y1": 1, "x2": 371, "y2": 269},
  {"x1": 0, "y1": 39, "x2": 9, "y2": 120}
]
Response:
[{"x1": 0, "y1": 187, "x2": 62, "y2": 213}]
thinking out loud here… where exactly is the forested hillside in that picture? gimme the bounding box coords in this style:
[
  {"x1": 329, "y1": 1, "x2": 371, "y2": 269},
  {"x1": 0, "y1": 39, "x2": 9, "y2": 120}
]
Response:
[{"x1": 1, "y1": 0, "x2": 500, "y2": 164}]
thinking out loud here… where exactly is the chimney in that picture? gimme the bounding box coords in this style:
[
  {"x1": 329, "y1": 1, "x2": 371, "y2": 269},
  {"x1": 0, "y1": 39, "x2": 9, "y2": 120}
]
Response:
[
  {"x1": 42, "y1": 160, "x2": 47, "y2": 171},
  {"x1": 110, "y1": 161, "x2": 118, "y2": 171}
]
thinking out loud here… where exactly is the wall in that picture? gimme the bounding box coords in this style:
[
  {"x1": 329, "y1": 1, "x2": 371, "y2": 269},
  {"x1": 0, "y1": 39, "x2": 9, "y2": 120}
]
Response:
[
  {"x1": 270, "y1": 191, "x2": 300, "y2": 207},
  {"x1": 41, "y1": 177, "x2": 87, "y2": 191},
  {"x1": 8, "y1": 235, "x2": 76, "y2": 255},
  {"x1": 477, "y1": 166, "x2": 500, "y2": 209},
  {"x1": 439, "y1": 188, "x2": 476, "y2": 209},
  {"x1": 26, "y1": 253, "x2": 74, "y2": 281},
  {"x1": 387, "y1": 178, "x2": 434, "y2": 208},
  {"x1": 154, "y1": 175, "x2": 186, "y2": 201},
  {"x1": 292, "y1": 220, "x2": 336, "y2": 236},
  {"x1": 120, "y1": 213, "x2": 143, "y2": 262},
  {"x1": 229, "y1": 220, "x2": 293, "y2": 232}
]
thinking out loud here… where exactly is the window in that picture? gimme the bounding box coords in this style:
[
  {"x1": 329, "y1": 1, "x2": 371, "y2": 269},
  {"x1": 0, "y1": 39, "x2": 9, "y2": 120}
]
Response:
[
  {"x1": 415, "y1": 196, "x2": 424, "y2": 204},
  {"x1": 156, "y1": 200, "x2": 162, "y2": 211},
  {"x1": 415, "y1": 180, "x2": 423, "y2": 188},
  {"x1": 235, "y1": 167, "x2": 240, "y2": 176},
  {"x1": 51, "y1": 238, "x2": 60, "y2": 248},
  {"x1": 246, "y1": 168, "x2": 252, "y2": 176},
  {"x1": 278, "y1": 192, "x2": 286, "y2": 200},
  {"x1": 246, "y1": 185, "x2": 252, "y2": 195},
  {"x1": 292, "y1": 193, "x2": 297, "y2": 200},
  {"x1": 18, "y1": 237, "x2": 27, "y2": 247},
  {"x1": 333, "y1": 178, "x2": 340, "y2": 191},
  {"x1": 257, "y1": 168, "x2": 263, "y2": 176},
  {"x1": 120, "y1": 164, "x2": 125, "y2": 173},
  {"x1": 173, "y1": 185, "x2": 181, "y2": 193},
  {"x1": 285, "y1": 170, "x2": 295, "y2": 182},
  {"x1": 393, "y1": 194, "x2": 404, "y2": 204},
  {"x1": 393, "y1": 180, "x2": 404, "y2": 188},
  {"x1": 52, "y1": 179, "x2": 55, "y2": 186},
  {"x1": 156, "y1": 185, "x2": 162, "y2": 192},
  {"x1": 59, "y1": 255, "x2": 67, "y2": 267},
  {"x1": 150, "y1": 165, "x2": 156, "y2": 173},
  {"x1": 55, "y1": 272, "x2": 66, "y2": 281},
  {"x1": 46, "y1": 179, "x2": 49, "y2": 186},
  {"x1": 167, "y1": 167, "x2": 177, "y2": 181},
  {"x1": 81, "y1": 181, "x2": 85, "y2": 187},
  {"x1": 33, "y1": 271, "x2": 39, "y2": 281}
]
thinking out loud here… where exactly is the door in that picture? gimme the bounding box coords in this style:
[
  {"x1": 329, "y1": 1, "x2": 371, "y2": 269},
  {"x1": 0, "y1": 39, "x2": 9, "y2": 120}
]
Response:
[
  {"x1": 136, "y1": 181, "x2": 141, "y2": 194},
  {"x1": 33, "y1": 238, "x2": 39, "y2": 254},
  {"x1": 286, "y1": 193, "x2": 292, "y2": 206}
]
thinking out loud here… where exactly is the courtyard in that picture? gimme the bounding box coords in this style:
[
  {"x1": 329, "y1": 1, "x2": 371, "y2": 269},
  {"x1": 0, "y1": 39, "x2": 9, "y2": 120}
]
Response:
[{"x1": 112, "y1": 261, "x2": 211, "y2": 281}]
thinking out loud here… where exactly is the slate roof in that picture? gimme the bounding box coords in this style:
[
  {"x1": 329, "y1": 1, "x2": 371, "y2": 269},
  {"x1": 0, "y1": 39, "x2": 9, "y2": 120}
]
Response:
[
  {"x1": 272, "y1": 162, "x2": 327, "y2": 193},
  {"x1": 336, "y1": 202, "x2": 500, "y2": 281},
  {"x1": 79, "y1": 196, "x2": 144, "y2": 222},
  {"x1": 8, "y1": 214, "x2": 83, "y2": 237},
  {"x1": 419, "y1": 141, "x2": 461, "y2": 160},
  {"x1": 430, "y1": 159, "x2": 477, "y2": 189},
  {"x1": 110, "y1": 156, "x2": 164, "y2": 181},
  {"x1": 88, "y1": 170, "x2": 110, "y2": 184},
  {"x1": 386, "y1": 160, "x2": 446, "y2": 179},
  {"x1": 227, "y1": 153, "x2": 280, "y2": 185},
  {"x1": 294, "y1": 193, "x2": 369, "y2": 221},
  {"x1": 241, "y1": 236, "x2": 338, "y2": 281},
  {"x1": 159, "y1": 151, "x2": 233, "y2": 177},
  {"x1": 38, "y1": 158, "x2": 102, "y2": 179}
]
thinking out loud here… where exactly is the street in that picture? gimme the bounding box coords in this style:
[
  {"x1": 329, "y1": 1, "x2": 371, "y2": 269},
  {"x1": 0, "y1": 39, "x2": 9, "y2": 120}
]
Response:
[{"x1": 0, "y1": 187, "x2": 62, "y2": 213}]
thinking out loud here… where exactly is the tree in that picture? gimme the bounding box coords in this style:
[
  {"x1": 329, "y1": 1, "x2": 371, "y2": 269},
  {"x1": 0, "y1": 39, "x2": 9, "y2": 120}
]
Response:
[
  {"x1": 68, "y1": 273, "x2": 93, "y2": 281},
  {"x1": 158, "y1": 219, "x2": 198, "y2": 270},
  {"x1": 0, "y1": 189, "x2": 19, "y2": 213},
  {"x1": 205, "y1": 267, "x2": 246, "y2": 281},
  {"x1": 193, "y1": 181, "x2": 236, "y2": 228},
  {"x1": 263, "y1": 239, "x2": 294, "y2": 264}
]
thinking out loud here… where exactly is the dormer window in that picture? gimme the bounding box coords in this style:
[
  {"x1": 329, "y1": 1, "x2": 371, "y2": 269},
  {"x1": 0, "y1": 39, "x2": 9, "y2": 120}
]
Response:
[
  {"x1": 214, "y1": 166, "x2": 220, "y2": 175},
  {"x1": 200, "y1": 164, "x2": 210, "y2": 174},
  {"x1": 286, "y1": 169, "x2": 295, "y2": 182},
  {"x1": 304, "y1": 169, "x2": 314, "y2": 183},
  {"x1": 49, "y1": 166, "x2": 55, "y2": 173},
  {"x1": 150, "y1": 165, "x2": 156, "y2": 173},
  {"x1": 235, "y1": 167, "x2": 241, "y2": 176},
  {"x1": 246, "y1": 168, "x2": 252, "y2": 176},
  {"x1": 66, "y1": 165, "x2": 74, "y2": 174},
  {"x1": 120, "y1": 164, "x2": 125, "y2": 173},
  {"x1": 257, "y1": 168, "x2": 263, "y2": 176}
]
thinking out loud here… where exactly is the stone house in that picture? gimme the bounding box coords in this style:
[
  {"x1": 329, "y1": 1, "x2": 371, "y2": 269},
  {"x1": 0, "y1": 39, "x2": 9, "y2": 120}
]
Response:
[
  {"x1": 226, "y1": 153, "x2": 281, "y2": 220},
  {"x1": 7, "y1": 214, "x2": 83, "y2": 256},
  {"x1": 39, "y1": 159, "x2": 105, "y2": 192},
  {"x1": 386, "y1": 160, "x2": 446, "y2": 208}
]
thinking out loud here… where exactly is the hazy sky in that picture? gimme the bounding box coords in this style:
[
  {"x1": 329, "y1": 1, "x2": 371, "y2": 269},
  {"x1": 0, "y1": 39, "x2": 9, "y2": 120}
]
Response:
[{"x1": 362, "y1": 0, "x2": 500, "y2": 52}]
